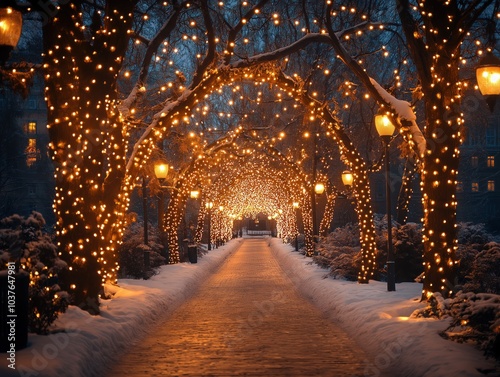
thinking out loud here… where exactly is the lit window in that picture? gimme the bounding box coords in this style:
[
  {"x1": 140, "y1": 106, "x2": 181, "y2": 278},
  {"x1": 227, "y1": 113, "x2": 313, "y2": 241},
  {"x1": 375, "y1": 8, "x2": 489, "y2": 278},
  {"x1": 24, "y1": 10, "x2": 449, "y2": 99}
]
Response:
[
  {"x1": 488, "y1": 180, "x2": 495, "y2": 192},
  {"x1": 472, "y1": 182, "x2": 479, "y2": 192},
  {"x1": 487, "y1": 156, "x2": 495, "y2": 167},
  {"x1": 27, "y1": 122, "x2": 37, "y2": 134},
  {"x1": 26, "y1": 138, "x2": 38, "y2": 166},
  {"x1": 471, "y1": 156, "x2": 478, "y2": 167},
  {"x1": 457, "y1": 182, "x2": 463, "y2": 192}
]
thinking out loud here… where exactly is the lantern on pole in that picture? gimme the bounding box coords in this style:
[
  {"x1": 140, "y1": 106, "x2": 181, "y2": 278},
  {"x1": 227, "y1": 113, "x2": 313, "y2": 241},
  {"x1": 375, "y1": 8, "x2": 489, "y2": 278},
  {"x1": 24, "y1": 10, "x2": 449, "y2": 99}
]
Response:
[
  {"x1": 0, "y1": 5, "x2": 23, "y2": 65},
  {"x1": 375, "y1": 112, "x2": 396, "y2": 292},
  {"x1": 476, "y1": 51, "x2": 500, "y2": 111}
]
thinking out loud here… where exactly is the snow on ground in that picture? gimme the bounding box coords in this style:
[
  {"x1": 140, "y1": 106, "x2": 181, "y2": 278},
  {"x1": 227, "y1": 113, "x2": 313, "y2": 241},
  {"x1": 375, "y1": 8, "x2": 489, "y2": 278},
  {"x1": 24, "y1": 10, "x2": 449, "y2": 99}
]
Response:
[
  {"x1": 268, "y1": 238, "x2": 499, "y2": 377},
  {"x1": 2, "y1": 237, "x2": 498, "y2": 377}
]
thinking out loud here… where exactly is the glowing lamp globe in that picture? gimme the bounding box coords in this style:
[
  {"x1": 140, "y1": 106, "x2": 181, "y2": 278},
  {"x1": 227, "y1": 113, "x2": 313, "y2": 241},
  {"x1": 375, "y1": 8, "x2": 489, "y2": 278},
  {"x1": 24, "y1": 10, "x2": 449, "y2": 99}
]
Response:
[
  {"x1": 341, "y1": 170, "x2": 354, "y2": 187},
  {"x1": 476, "y1": 52, "x2": 500, "y2": 96},
  {"x1": 292, "y1": 201, "x2": 299, "y2": 209},
  {"x1": 154, "y1": 162, "x2": 169, "y2": 180},
  {"x1": 314, "y1": 182, "x2": 325, "y2": 195},
  {"x1": 205, "y1": 201, "x2": 213, "y2": 209},
  {"x1": 190, "y1": 190, "x2": 200, "y2": 199},
  {"x1": 375, "y1": 114, "x2": 396, "y2": 138},
  {"x1": 0, "y1": 6, "x2": 22, "y2": 64}
]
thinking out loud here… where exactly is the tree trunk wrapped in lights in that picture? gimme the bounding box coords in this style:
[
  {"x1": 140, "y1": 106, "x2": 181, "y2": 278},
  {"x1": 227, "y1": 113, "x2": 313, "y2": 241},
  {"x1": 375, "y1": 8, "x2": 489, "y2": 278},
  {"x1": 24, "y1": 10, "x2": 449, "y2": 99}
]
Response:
[
  {"x1": 395, "y1": 0, "x2": 488, "y2": 298},
  {"x1": 273, "y1": 71, "x2": 379, "y2": 283},
  {"x1": 319, "y1": 191, "x2": 336, "y2": 237},
  {"x1": 396, "y1": 157, "x2": 418, "y2": 225},
  {"x1": 300, "y1": 197, "x2": 315, "y2": 257},
  {"x1": 42, "y1": 1, "x2": 136, "y2": 312},
  {"x1": 195, "y1": 197, "x2": 207, "y2": 245}
]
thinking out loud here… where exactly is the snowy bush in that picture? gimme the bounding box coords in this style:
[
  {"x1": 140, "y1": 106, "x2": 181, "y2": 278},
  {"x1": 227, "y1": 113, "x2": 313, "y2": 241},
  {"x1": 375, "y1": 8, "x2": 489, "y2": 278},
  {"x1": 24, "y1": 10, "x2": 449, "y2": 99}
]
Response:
[
  {"x1": 118, "y1": 221, "x2": 166, "y2": 279},
  {"x1": 455, "y1": 243, "x2": 483, "y2": 287},
  {"x1": 442, "y1": 292, "x2": 500, "y2": 359},
  {"x1": 328, "y1": 247, "x2": 362, "y2": 281},
  {"x1": 0, "y1": 212, "x2": 69, "y2": 334},
  {"x1": 316, "y1": 219, "x2": 423, "y2": 282},
  {"x1": 457, "y1": 222, "x2": 493, "y2": 245},
  {"x1": 314, "y1": 223, "x2": 361, "y2": 281},
  {"x1": 463, "y1": 243, "x2": 500, "y2": 294},
  {"x1": 412, "y1": 291, "x2": 500, "y2": 359}
]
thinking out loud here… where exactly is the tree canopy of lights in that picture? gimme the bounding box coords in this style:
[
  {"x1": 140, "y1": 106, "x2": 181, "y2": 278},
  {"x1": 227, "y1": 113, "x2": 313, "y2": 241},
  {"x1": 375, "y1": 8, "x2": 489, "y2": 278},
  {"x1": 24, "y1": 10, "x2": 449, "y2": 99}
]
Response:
[
  {"x1": 164, "y1": 129, "x2": 310, "y2": 262},
  {"x1": 17, "y1": 0, "x2": 498, "y2": 310}
]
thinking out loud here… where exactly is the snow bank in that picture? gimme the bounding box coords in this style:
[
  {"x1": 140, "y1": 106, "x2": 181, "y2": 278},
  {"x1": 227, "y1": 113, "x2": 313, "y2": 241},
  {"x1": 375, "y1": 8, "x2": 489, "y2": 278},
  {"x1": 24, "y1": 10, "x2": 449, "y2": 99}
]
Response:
[
  {"x1": 269, "y1": 239, "x2": 498, "y2": 377},
  {"x1": 0, "y1": 239, "x2": 242, "y2": 377},
  {"x1": 3, "y1": 237, "x2": 497, "y2": 377}
]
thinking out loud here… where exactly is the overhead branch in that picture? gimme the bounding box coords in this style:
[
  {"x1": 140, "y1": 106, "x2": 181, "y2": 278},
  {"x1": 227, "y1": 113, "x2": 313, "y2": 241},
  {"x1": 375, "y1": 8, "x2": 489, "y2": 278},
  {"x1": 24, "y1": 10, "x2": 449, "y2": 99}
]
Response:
[{"x1": 223, "y1": 0, "x2": 271, "y2": 64}]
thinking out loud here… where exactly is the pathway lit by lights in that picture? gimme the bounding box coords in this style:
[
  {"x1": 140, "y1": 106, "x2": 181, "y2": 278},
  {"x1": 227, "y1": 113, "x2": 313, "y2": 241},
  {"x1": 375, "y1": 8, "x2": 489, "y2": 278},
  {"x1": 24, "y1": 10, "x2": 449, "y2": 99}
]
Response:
[{"x1": 106, "y1": 239, "x2": 366, "y2": 377}]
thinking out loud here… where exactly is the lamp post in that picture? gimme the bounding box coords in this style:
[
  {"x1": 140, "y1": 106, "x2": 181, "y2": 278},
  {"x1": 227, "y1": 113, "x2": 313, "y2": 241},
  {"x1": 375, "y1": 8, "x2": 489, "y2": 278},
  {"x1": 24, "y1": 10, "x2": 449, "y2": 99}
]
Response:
[
  {"x1": 312, "y1": 182, "x2": 325, "y2": 243},
  {"x1": 0, "y1": 4, "x2": 23, "y2": 65},
  {"x1": 293, "y1": 201, "x2": 299, "y2": 251},
  {"x1": 153, "y1": 161, "x2": 169, "y2": 264},
  {"x1": 375, "y1": 113, "x2": 396, "y2": 292},
  {"x1": 154, "y1": 162, "x2": 169, "y2": 232},
  {"x1": 476, "y1": 51, "x2": 500, "y2": 111},
  {"x1": 206, "y1": 201, "x2": 213, "y2": 250}
]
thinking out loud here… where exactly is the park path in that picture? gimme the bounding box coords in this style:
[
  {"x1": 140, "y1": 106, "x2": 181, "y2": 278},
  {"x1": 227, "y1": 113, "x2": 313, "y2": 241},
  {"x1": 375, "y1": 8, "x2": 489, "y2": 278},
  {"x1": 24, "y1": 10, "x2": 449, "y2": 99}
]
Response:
[{"x1": 106, "y1": 239, "x2": 367, "y2": 376}]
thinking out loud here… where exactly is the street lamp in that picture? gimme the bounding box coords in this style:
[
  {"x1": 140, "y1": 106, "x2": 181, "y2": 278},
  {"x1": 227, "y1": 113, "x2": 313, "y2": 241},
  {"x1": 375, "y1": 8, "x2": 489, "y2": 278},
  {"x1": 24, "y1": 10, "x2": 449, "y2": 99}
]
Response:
[
  {"x1": 152, "y1": 160, "x2": 169, "y2": 266},
  {"x1": 154, "y1": 161, "x2": 169, "y2": 231},
  {"x1": 293, "y1": 201, "x2": 299, "y2": 251},
  {"x1": 476, "y1": 51, "x2": 500, "y2": 111},
  {"x1": 375, "y1": 113, "x2": 396, "y2": 292},
  {"x1": 0, "y1": 5, "x2": 23, "y2": 65},
  {"x1": 205, "y1": 201, "x2": 213, "y2": 250},
  {"x1": 312, "y1": 181, "x2": 325, "y2": 251}
]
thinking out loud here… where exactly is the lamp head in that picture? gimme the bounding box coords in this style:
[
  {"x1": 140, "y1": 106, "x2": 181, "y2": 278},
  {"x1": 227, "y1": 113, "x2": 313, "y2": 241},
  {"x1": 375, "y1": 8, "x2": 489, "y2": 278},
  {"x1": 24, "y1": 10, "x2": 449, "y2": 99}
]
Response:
[
  {"x1": 375, "y1": 114, "x2": 396, "y2": 140},
  {"x1": 314, "y1": 182, "x2": 325, "y2": 195},
  {"x1": 154, "y1": 162, "x2": 169, "y2": 180},
  {"x1": 476, "y1": 51, "x2": 500, "y2": 97},
  {"x1": 341, "y1": 170, "x2": 353, "y2": 187}
]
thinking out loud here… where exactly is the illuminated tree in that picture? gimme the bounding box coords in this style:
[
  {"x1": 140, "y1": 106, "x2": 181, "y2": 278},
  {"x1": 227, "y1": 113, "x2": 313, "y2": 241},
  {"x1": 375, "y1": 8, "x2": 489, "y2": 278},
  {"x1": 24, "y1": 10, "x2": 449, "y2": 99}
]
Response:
[
  {"x1": 395, "y1": 0, "x2": 499, "y2": 298},
  {"x1": 25, "y1": 0, "x2": 498, "y2": 311}
]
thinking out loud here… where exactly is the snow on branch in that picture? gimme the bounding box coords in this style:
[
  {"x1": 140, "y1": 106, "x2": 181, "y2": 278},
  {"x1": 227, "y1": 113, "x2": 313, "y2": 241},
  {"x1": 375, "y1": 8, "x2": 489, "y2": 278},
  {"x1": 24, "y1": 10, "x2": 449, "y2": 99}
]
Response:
[{"x1": 369, "y1": 77, "x2": 426, "y2": 158}]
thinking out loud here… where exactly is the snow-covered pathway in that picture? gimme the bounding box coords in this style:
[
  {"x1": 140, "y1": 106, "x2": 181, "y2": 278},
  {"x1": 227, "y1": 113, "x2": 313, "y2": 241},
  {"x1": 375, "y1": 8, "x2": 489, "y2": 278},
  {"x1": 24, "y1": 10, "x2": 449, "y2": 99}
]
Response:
[
  {"x1": 1, "y1": 237, "x2": 498, "y2": 377},
  {"x1": 106, "y1": 238, "x2": 366, "y2": 376}
]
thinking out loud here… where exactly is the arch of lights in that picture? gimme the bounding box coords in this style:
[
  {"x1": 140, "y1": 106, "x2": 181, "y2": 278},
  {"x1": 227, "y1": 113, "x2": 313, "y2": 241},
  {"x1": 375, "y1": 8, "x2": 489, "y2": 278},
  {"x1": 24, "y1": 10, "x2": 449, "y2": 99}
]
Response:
[
  {"x1": 49, "y1": 47, "x2": 426, "y2": 292},
  {"x1": 140, "y1": 64, "x2": 397, "y2": 283},
  {"x1": 163, "y1": 130, "x2": 313, "y2": 263}
]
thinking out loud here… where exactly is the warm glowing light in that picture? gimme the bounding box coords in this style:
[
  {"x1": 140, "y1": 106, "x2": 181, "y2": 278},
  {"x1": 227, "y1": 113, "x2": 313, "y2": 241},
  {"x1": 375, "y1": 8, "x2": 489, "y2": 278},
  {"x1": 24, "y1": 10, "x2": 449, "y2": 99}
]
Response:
[
  {"x1": 374, "y1": 114, "x2": 396, "y2": 137},
  {"x1": 154, "y1": 162, "x2": 169, "y2": 180},
  {"x1": 341, "y1": 170, "x2": 354, "y2": 187},
  {"x1": 314, "y1": 182, "x2": 325, "y2": 195},
  {"x1": 476, "y1": 52, "x2": 500, "y2": 96}
]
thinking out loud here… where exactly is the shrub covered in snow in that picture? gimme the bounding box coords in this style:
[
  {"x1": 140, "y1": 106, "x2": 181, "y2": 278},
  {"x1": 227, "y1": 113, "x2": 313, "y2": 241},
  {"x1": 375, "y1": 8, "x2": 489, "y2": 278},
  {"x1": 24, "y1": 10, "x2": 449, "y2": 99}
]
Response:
[
  {"x1": 376, "y1": 220, "x2": 423, "y2": 283},
  {"x1": 414, "y1": 291, "x2": 500, "y2": 359},
  {"x1": 118, "y1": 221, "x2": 166, "y2": 279},
  {"x1": 0, "y1": 212, "x2": 69, "y2": 334},
  {"x1": 313, "y1": 224, "x2": 361, "y2": 281},
  {"x1": 315, "y1": 219, "x2": 423, "y2": 282},
  {"x1": 457, "y1": 222, "x2": 493, "y2": 245},
  {"x1": 463, "y1": 242, "x2": 500, "y2": 295}
]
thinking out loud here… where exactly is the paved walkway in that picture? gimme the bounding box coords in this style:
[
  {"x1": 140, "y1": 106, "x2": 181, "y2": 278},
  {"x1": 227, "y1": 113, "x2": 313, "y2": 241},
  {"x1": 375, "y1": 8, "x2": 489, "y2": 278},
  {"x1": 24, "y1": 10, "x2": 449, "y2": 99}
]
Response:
[{"x1": 106, "y1": 239, "x2": 367, "y2": 376}]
